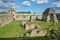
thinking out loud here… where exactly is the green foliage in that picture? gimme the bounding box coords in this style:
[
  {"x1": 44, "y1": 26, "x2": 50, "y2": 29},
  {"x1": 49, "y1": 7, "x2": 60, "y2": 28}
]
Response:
[
  {"x1": 0, "y1": 11, "x2": 7, "y2": 14},
  {"x1": 48, "y1": 22, "x2": 60, "y2": 40},
  {"x1": 23, "y1": 37, "x2": 48, "y2": 40},
  {"x1": 50, "y1": 22, "x2": 60, "y2": 35},
  {"x1": 17, "y1": 12, "x2": 31, "y2": 14}
]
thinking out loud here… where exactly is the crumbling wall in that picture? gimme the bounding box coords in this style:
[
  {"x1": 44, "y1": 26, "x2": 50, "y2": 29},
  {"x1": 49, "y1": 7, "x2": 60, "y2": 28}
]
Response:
[
  {"x1": 0, "y1": 14, "x2": 42, "y2": 27},
  {"x1": 0, "y1": 14, "x2": 13, "y2": 27},
  {"x1": 15, "y1": 14, "x2": 42, "y2": 20}
]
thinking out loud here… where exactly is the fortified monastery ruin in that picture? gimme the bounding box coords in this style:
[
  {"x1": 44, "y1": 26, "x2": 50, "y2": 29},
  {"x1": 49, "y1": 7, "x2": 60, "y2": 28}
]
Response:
[{"x1": 0, "y1": 7, "x2": 59, "y2": 27}]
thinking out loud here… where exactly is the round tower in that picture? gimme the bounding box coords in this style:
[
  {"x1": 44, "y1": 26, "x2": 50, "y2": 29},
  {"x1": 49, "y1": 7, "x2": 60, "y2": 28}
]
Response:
[{"x1": 8, "y1": 7, "x2": 16, "y2": 20}]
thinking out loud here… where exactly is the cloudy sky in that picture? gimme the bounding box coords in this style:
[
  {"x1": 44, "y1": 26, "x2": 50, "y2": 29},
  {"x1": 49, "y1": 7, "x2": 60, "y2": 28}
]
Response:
[{"x1": 0, "y1": 0, "x2": 60, "y2": 13}]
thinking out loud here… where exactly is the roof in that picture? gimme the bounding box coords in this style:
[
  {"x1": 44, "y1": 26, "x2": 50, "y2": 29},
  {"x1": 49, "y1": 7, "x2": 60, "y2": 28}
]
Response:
[{"x1": 43, "y1": 7, "x2": 55, "y2": 15}]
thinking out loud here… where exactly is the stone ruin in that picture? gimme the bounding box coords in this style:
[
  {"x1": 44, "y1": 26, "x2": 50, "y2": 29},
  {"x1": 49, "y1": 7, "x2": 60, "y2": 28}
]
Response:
[
  {"x1": 0, "y1": 7, "x2": 59, "y2": 27},
  {"x1": 21, "y1": 21, "x2": 35, "y2": 30},
  {"x1": 21, "y1": 21, "x2": 47, "y2": 37},
  {"x1": 26, "y1": 29, "x2": 47, "y2": 37},
  {"x1": 42, "y1": 7, "x2": 58, "y2": 23},
  {"x1": 8, "y1": 7, "x2": 16, "y2": 20}
]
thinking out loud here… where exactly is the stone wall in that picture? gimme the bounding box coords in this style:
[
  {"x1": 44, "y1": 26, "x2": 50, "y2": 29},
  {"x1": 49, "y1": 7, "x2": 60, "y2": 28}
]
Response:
[
  {"x1": 15, "y1": 14, "x2": 42, "y2": 20},
  {"x1": 0, "y1": 14, "x2": 13, "y2": 27},
  {"x1": 42, "y1": 8, "x2": 58, "y2": 22},
  {"x1": 0, "y1": 13, "x2": 42, "y2": 27}
]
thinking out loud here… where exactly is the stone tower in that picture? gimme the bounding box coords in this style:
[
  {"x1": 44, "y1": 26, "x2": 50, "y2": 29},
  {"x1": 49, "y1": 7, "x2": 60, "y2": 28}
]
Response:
[
  {"x1": 42, "y1": 7, "x2": 58, "y2": 23},
  {"x1": 8, "y1": 7, "x2": 16, "y2": 20}
]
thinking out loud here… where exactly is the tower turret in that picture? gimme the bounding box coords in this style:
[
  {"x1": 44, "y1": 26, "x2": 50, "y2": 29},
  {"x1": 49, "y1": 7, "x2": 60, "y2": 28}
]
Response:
[{"x1": 8, "y1": 7, "x2": 16, "y2": 20}]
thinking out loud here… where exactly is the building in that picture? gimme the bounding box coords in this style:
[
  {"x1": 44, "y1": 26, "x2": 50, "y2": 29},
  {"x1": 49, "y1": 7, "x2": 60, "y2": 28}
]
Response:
[
  {"x1": 42, "y1": 7, "x2": 58, "y2": 22},
  {"x1": 8, "y1": 7, "x2": 16, "y2": 20}
]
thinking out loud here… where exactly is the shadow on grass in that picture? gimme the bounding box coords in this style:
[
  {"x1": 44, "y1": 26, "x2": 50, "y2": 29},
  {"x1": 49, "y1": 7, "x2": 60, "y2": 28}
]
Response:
[
  {"x1": 0, "y1": 37, "x2": 48, "y2": 40},
  {"x1": 35, "y1": 19, "x2": 47, "y2": 22},
  {"x1": 0, "y1": 38, "x2": 16, "y2": 40}
]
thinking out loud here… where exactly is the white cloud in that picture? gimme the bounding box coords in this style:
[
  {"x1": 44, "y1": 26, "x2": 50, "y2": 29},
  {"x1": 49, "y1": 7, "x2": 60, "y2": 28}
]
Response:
[
  {"x1": 7, "y1": 3, "x2": 18, "y2": 9},
  {"x1": 56, "y1": 4, "x2": 60, "y2": 7},
  {"x1": 0, "y1": 0, "x2": 8, "y2": 9},
  {"x1": 0, "y1": 0, "x2": 3, "y2": 3},
  {"x1": 31, "y1": 0, "x2": 36, "y2": 2},
  {"x1": 0, "y1": 0, "x2": 18, "y2": 10},
  {"x1": 22, "y1": 1, "x2": 31, "y2": 6},
  {"x1": 36, "y1": 0, "x2": 49, "y2": 4},
  {"x1": 53, "y1": 1, "x2": 60, "y2": 7}
]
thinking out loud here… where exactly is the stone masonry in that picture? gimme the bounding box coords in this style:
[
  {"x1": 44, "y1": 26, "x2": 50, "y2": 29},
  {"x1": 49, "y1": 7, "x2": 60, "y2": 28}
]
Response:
[
  {"x1": 0, "y1": 7, "x2": 60, "y2": 27},
  {"x1": 42, "y1": 7, "x2": 58, "y2": 22}
]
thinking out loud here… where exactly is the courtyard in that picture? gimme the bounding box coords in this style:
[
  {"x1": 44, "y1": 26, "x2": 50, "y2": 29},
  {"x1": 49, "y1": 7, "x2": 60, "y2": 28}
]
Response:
[
  {"x1": 0, "y1": 20, "x2": 60, "y2": 40},
  {"x1": 0, "y1": 20, "x2": 51, "y2": 40}
]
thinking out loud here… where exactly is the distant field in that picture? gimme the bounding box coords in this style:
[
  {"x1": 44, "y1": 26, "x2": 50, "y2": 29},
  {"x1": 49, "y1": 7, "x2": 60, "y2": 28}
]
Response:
[{"x1": 0, "y1": 20, "x2": 51, "y2": 40}]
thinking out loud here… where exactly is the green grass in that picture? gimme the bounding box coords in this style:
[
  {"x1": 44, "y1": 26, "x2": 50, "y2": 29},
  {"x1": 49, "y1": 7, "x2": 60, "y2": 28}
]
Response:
[
  {"x1": 0, "y1": 20, "x2": 25, "y2": 38},
  {"x1": 33, "y1": 20, "x2": 51, "y2": 29},
  {"x1": 23, "y1": 37, "x2": 48, "y2": 40},
  {"x1": 0, "y1": 20, "x2": 50, "y2": 40}
]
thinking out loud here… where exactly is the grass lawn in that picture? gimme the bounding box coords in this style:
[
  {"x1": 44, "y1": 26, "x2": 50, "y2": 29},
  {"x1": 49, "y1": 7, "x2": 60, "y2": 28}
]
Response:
[
  {"x1": 0, "y1": 20, "x2": 50, "y2": 40},
  {"x1": 0, "y1": 20, "x2": 25, "y2": 38},
  {"x1": 22, "y1": 37, "x2": 48, "y2": 40},
  {"x1": 33, "y1": 20, "x2": 51, "y2": 29}
]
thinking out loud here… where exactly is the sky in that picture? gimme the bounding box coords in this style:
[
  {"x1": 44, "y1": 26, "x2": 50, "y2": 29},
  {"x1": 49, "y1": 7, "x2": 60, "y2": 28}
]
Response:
[{"x1": 0, "y1": 0, "x2": 60, "y2": 14}]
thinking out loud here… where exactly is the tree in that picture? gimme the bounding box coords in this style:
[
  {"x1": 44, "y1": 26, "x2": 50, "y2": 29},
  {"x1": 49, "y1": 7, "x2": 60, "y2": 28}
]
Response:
[{"x1": 0, "y1": 11, "x2": 7, "y2": 14}]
